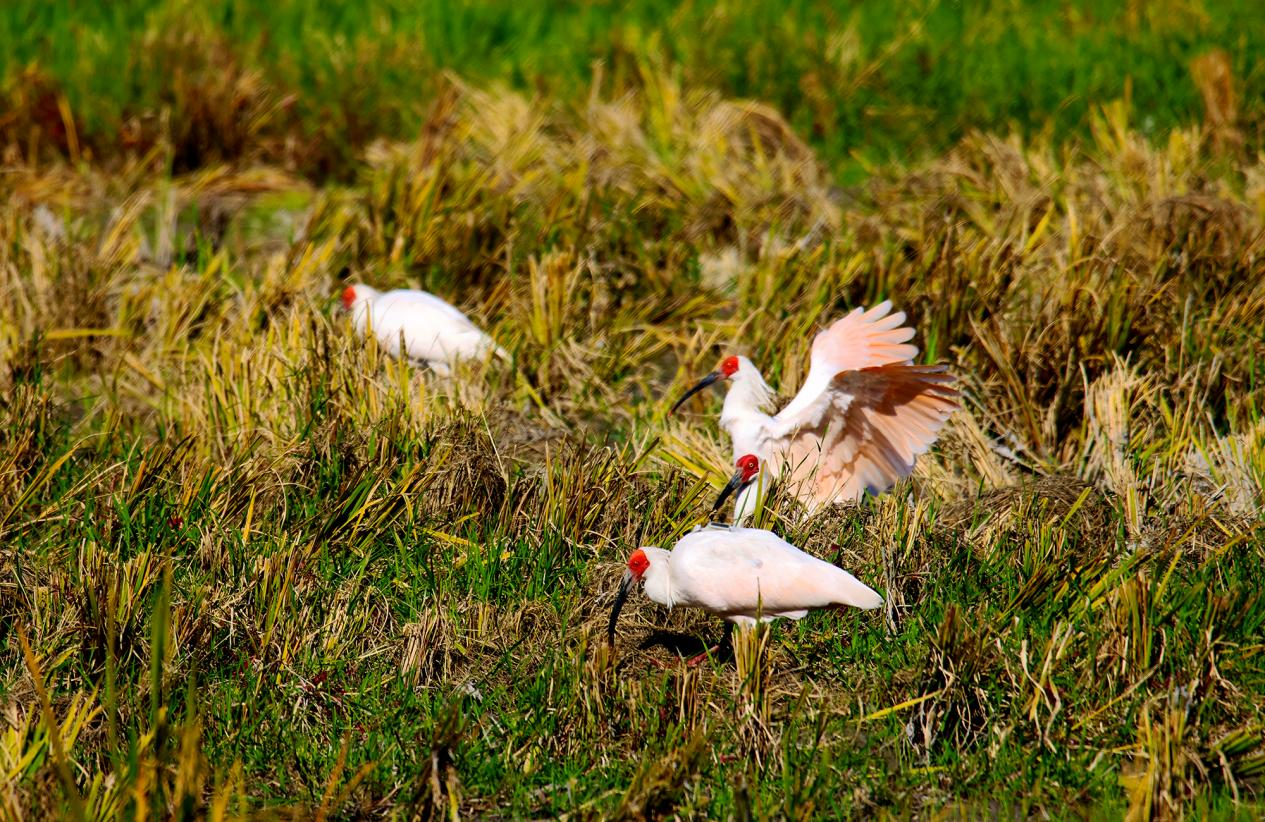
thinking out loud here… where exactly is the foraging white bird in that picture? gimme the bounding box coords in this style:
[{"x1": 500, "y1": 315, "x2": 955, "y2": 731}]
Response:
[
  {"x1": 340, "y1": 284, "x2": 506, "y2": 375},
  {"x1": 671, "y1": 301, "x2": 957, "y2": 519},
  {"x1": 607, "y1": 525, "x2": 883, "y2": 655}
]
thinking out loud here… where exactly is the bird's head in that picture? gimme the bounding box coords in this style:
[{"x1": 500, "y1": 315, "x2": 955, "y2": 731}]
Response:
[
  {"x1": 339, "y1": 284, "x2": 379, "y2": 312},
  {"x1": 627, "y1": 548, "x2": 651, "y2": 579},
  {"x1": 608, "y1": 548, "x2": 654, "y2": 649},
  {"x1": 340, "y1": 285, "x2": 359, "y2": 310},
  {"x1": 669, "y1": 355, "x2": 743, "y2": 414},
  {"x1": 712, "y1": 454, "x2": 761, "y2": 516}
]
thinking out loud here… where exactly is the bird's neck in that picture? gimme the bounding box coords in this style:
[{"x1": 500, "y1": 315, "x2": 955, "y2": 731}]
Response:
[
  {"x1": 642, "y1": 562, "x2": 673, "y2": 609},
  {"x1": 351, "y1": 298, "x2": 375, "y2": 334},
  {"x1": 720, "y1": 369, "x2": 776, "y2": 430},
  {"x1": 732, "y1": 469, "x2": 769, "y2": 523}
]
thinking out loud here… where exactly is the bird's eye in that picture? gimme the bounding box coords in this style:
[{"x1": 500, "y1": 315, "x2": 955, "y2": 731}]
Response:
[{"x1": 720, "y1": 356, "x2": 739, "y2": 376}]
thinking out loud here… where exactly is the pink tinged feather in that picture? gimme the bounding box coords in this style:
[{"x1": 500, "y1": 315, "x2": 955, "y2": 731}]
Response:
[{"x1": 774, "y1": 361, "x2": 959, "y2": 510}]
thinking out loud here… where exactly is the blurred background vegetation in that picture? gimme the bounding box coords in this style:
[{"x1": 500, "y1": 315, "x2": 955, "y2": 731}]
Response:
[{"x1": 4, "y1": 0, "x2": 1263, "y2": 178}]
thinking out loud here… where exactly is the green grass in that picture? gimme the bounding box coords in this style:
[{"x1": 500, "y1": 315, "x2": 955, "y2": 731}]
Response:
[
  {"x1": 4, "y1": 0, "x2": 1265, "y2": 177},
  {"x1": 3, "y1": 3, "x2": 1265, "y2": 818}
]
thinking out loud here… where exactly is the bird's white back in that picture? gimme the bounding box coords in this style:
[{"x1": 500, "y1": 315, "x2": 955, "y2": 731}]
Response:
[
  {"x1": 666, "y1": 527, "x2": 883, "y2": 620},
  {"x1": 359, "y1": 289, "x2": 502, "y2": 366}
]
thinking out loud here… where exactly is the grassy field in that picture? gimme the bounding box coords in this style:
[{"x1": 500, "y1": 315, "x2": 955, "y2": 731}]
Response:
[
  {"x1": 3, "y1": 1, "x2": 1265, "y2": 819},
  {"x1": 5, "y1": 0, "x2": 1265, "y2": 178}
]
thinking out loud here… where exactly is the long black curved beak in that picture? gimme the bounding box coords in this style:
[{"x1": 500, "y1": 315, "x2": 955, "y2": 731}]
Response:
[
  {"x1": 711, "y1": 466, "x2": 754, "y2": 516},
  {"x1": 607, "y1": 569, "x2": 635, "y2": 648},
  {"x1": 669, "y1": 371, "x2": 722, "y2": 415}
]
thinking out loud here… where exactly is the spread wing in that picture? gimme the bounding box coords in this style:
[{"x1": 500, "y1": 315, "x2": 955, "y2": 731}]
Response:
[{"x1": 767, "y1": 302, "x2": 958, "y2": 507}]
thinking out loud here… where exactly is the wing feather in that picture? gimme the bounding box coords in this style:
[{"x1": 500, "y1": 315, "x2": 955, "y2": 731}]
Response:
[
  {"x1": 782, "y1": 364, "x2": 958, "y2": 508},
  {"x1": 773, "y1": 301, "x2": 923, "y2": 430},
  {"x1": 761, "y1": 302, "x2": 956, "y2": 509}
]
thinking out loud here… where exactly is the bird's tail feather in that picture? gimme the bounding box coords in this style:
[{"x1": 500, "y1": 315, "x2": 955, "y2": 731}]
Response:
[{"x1": 833, "y1": 571, "x2": 884, "y2": 610}]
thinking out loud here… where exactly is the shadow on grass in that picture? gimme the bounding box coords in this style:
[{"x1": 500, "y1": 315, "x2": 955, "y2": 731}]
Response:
[{"x1": 637, "y1": 630, "x2": 733, "y2": 664}]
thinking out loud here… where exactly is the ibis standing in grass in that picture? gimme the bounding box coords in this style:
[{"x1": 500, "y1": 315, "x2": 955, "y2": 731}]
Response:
[
  {"x1": 340, "y1": 284, "x2": 506, "y2": 376},
  {"x1": 607, "y1": 522, "x2": 883, "y2": 662},
  {"x1": 671, "y1": 301, "x2": 958, "y2": 520}
]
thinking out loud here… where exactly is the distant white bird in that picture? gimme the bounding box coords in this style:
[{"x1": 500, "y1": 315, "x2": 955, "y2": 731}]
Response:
[
  {"x1": 671, "y1": 301, "x2": 957, "y2": 520},
  {"x1": 607, "y1": 526, "x2": 883, "y2": 659},
  {"x1": 340, "y1": 284, "x2": 506, "y2": 375}
]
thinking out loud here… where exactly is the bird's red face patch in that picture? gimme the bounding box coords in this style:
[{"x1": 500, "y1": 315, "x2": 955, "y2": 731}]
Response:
[
  {"x1": 627, "y1": 549, "x2": 650, "y2": 579},
  {"x1": 736, "y1": 454, "x2": 760, "y2": 482},
  {"x1": 341, "y1": 286, "x2": 357, "y2": 310},
  {"x1": 719, "y1": 356, "x2": 740, "y2": 378}
]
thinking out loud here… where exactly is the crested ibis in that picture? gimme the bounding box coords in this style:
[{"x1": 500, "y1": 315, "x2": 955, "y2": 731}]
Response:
[
  {"x1": 340, "y1": 284, "x2": 506, "y2": 376},
  {"x1": 607, "y1": 526, "x2": 883, "y2": 662},
  {"x1": 671, "y1": 301, "x2": 957, "y2": 520}
]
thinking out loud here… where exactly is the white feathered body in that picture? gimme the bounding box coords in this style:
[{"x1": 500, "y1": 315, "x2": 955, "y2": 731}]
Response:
[
  {"x1": 348, "y1": 286, "x2": 504, "y2": 374},
  {"x1": 639, "y1": 527, "x2": 882, "y2": 626}
]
